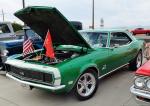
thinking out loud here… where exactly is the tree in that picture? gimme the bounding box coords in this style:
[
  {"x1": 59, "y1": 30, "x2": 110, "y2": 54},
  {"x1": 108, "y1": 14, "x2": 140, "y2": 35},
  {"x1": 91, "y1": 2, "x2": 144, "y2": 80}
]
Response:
[{"x1": 12, "y1": 22, "x2": 23, "y2": 32}]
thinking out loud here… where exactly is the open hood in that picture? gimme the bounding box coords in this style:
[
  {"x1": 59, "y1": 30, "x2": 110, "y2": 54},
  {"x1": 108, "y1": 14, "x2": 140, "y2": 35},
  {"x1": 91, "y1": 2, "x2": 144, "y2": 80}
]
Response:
[{"x1": 14, "y1": 6, "x2": 91, "y2": 48}]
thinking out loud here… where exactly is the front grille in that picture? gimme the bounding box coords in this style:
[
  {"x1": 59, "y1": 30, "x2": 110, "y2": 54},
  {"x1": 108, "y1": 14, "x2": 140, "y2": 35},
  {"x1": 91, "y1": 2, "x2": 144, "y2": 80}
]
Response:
[{"x1": 9, "y1": 66, "x2": 53, "y2": 85}]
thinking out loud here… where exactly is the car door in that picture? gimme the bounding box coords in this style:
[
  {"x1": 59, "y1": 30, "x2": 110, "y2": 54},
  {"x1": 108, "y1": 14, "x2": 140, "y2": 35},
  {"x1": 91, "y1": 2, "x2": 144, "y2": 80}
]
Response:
[
  {"x1": 81, "y1": 31, "x2": 110, "y2": 75},
  {"x1": 107, "y1": 32, "x2": 133, "y2": 71},
  {"x1": 90, "y1": 32, "x2": 111, "y2": 75}
]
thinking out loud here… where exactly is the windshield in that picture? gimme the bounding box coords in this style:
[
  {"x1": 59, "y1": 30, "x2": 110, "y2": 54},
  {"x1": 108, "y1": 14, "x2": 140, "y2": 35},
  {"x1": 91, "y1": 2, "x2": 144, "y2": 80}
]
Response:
[
  {"x1": 80, "y1": 32, "x2": 108, "y2": 48},
  {"x1": 0, "y1": 24, "x2": 11, "y2": 34},
  {"x1": 16, "y1": 29, "x2": 41, "y2": 40},
  {"x1": 26, "y1": 29, "x2": 39, "y2": 38}
]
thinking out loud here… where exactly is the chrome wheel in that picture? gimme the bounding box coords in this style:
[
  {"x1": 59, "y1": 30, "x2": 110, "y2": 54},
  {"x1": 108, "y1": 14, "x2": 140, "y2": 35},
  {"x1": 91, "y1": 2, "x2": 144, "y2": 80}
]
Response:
[
  {"x1": 77, "y1": 73, "x2": 96, "y2": 97},
  {"x1": 136, "y1": 53, "x2": 142, "y2": 68}
]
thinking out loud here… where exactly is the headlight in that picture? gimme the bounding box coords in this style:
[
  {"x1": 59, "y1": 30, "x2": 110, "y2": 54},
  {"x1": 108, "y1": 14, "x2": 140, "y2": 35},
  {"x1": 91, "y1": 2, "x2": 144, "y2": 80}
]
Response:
[
  {"x1": 134, "y1": 77, "x2": 145, "y2": 88},
  {"x1": 0, "y1": 50, "x2": 9, "y2": 56},
  {"x1": 146, "y1": 79, "x2": 150, "y2": 89}
]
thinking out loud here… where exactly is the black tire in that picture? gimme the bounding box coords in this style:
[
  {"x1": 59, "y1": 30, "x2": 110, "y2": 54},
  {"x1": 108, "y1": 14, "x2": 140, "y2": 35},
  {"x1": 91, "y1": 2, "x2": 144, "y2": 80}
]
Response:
[
  {"x1": 0, "y1": 64, "x2": 5, "y2": 71},
  {"x1": 74, "y1": 69, "x2": 98, "y2": 101},
  {"x1": 0, "y1": 66, "x2": 3, "y2": 70},
  {"x1": 0, "y1": 57, "x2": 2, "y2": 70},
  {"x1": 129, "y1": 51, "x2": 143, "y2": 71}
]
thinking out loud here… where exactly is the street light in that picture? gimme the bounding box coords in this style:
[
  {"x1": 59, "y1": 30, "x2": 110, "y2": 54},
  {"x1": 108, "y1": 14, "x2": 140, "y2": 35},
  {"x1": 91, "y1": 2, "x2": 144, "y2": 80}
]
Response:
[{"x1": 92, "y1": 0, "x2": 95, "y2": 29}]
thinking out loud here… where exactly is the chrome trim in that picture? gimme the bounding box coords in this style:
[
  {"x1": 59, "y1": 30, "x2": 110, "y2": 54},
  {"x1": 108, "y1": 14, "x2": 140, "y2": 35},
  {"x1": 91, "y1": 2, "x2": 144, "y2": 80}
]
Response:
[
  {"x1": 6, "y1": 59, "x2": 61, "y2": 86},
  {"x1": 98, "y1": 63, "x2": 129, "y2": 79},
  {"x1": 6, "y1": 73, "x2": 65, "y2": 91},
  {"x1": 10, "y1": 72, "x2": 54, "y2": 86},
  {"x1": 130, "y1": 85, "x2": 150, "y2": 100}
]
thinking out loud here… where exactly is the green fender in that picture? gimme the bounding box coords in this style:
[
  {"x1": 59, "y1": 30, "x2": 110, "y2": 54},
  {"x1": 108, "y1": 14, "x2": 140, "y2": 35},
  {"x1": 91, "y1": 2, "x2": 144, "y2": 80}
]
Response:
[{"x1": 65, "y1": 63, "x2": 100, "y2": 93}]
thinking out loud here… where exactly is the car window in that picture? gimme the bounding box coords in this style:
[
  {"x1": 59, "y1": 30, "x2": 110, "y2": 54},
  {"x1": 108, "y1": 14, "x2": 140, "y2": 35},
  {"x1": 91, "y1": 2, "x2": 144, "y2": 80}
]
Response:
[
  {"x1": 26, "y1": 30, "x2": 36, "y2": 38},
  {"x1": 25, "y1": 29, "x2": 41, "y2": 40},
  {"x1": 110, "y1": 32, "x2": 132, "y2": 47},
  {"x1": 0, "y1": 24, "x2": 11, "y2": 34},
  {"x1": 80, "y1": 32, "x2": 108, "y2": 48}
]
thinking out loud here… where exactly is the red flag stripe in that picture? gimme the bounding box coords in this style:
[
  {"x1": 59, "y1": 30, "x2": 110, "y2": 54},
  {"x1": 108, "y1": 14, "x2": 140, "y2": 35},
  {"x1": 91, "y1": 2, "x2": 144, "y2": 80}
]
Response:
[
  {"x1": 23, "y1": 39, "x2": 34, "y2": 56},
  {"x1": 23, "y1": 40, "x2": 32, "y2": 48}
]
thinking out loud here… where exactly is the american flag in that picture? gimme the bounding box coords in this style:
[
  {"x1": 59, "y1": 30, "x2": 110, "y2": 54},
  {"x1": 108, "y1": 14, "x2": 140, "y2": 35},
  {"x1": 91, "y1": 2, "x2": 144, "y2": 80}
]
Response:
[{"x1": 23, "y1": 33, "x2": 34, "y2": 56}]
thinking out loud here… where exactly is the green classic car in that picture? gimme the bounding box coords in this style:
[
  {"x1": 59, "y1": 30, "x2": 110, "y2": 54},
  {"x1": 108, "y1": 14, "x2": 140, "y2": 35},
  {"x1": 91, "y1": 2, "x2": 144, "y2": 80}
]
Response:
[{"x1": 6, "y1": 6, "x2": 144, "y2": 100}]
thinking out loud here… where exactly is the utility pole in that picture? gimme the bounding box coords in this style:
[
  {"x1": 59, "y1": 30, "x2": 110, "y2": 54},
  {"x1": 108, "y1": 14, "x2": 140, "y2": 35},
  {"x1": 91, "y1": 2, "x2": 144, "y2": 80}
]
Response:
[
  {"x1": 2, "y1": 9, "x2": 4, "y2": 22},
  {"x1": 92, "y1": 0, "x2": 95, "y2": 29},
  {"x1": 22, "y1": 0, "x2": 25, "y2": 8},
  {"x1": 22, "y1": 0, "x2": 26, "y2": 26}
]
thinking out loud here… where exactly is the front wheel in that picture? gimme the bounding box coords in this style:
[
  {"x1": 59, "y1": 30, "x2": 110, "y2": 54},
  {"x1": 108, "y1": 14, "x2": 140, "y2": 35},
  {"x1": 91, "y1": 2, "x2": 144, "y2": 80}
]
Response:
[
  {"x1": 74, "y1": 70, "x2": 98, "y2": 101},
  {"x1": 129, "y1": 51, "x2": 143, "y2": 71}
]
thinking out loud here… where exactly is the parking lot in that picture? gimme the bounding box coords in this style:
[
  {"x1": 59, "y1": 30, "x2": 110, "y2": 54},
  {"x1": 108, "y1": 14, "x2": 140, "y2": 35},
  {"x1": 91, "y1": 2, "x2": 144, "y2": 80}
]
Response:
[{"x1": 0, "y1": 66, "x2": 145, "y2": 106}]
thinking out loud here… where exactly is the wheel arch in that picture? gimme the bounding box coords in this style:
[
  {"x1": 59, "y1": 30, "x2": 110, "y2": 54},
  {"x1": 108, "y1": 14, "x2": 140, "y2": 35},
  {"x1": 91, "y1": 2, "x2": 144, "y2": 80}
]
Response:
[
  {"x1": 80, "y1": 64, "x2": 100, "y2": 77},
  {"x1": 68, "y1": 64, "x2": 100, "y2": 93}
]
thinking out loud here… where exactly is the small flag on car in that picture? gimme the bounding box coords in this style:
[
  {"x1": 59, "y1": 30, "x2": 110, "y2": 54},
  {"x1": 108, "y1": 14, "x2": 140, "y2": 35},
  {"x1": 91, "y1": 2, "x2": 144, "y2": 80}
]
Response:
[
  {"x1": 23, "y1": 32, "x2": 34, "y2": 56},
  {"x1": 44, "y1": 30, "x2": 55, "y2": 59}
]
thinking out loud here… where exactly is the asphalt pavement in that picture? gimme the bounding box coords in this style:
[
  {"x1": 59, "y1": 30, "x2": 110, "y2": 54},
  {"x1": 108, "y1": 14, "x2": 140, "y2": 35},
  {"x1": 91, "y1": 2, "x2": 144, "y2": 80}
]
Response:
[{"x1": 0, "y1": 66, "x2": 146, "y2": 106}]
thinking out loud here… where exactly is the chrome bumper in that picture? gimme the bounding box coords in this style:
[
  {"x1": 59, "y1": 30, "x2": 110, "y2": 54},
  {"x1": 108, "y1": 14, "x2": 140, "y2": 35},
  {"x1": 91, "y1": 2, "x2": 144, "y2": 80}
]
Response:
[
  {"x1": 130, "y1": 86, "x2": 150, "y2": 100},
  {"x1": 6, "y1": 73, "x2": 66, "y2": 91},
  {"x1": 130, "y1": 85, "x2": 150, "y2": 105}
]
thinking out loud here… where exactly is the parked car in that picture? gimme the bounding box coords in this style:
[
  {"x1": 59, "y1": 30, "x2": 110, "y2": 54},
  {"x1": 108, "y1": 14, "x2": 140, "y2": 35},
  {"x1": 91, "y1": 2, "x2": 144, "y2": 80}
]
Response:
[
  {"x1": 0, "y1": 22, "x2": 16, "y2": 40},
  {"x1": 0, "y1": 28, "x2": 43, "y2": 70},
  {"x1": 130, "y1": 60, "x2": 150, "y2": 104},
  {"x1": 6, "y1": 6, "x2": 144, "y2": 100},
  {"x1": 131, "y1": 28, "x2": 150, "y2": 35}
]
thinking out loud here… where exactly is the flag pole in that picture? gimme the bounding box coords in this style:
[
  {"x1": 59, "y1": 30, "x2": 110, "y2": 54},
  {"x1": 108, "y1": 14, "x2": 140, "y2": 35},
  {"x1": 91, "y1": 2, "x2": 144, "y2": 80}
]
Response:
[{"x1": 39, "y1": 30, "x2": 48, "y2": 57}]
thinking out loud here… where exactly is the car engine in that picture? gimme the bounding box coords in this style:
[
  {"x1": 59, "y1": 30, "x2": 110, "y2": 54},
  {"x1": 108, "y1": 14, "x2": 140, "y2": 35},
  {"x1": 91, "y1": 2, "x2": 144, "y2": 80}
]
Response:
[{"x1": 23, "y1": 50, "x2": 80, "y2": 65}]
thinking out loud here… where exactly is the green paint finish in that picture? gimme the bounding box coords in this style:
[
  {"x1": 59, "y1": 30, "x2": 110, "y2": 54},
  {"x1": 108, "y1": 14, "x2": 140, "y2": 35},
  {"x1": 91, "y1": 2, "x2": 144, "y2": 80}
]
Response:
[{"x1": 6, "y1": 6, "x2": 145, "y2": 93}]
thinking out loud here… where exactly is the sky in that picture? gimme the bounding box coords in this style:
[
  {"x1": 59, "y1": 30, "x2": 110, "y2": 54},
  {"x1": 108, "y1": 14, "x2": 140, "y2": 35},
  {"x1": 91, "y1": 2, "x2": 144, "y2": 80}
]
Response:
[{"x1": 0, "y1": 0, "x2": 150, "y2": 29}]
